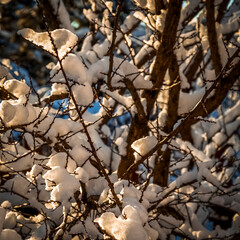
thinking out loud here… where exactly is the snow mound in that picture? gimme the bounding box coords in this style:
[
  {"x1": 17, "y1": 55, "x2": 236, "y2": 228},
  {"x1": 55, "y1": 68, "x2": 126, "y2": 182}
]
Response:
[
  {"x1": 18, "y1": 28, "x2": 78, "y2": 59},
  {"x1": 132, "y1": 136, "x2": 158, "y2": 158}
]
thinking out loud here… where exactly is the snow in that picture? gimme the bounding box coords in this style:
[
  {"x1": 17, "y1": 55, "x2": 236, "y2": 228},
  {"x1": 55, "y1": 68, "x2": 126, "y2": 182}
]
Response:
[
  {"x1": 51, "y1": 83, "x2": 67, "y2": 95},
  {"x1": 115, "y1": 136, "x2": 128, "y2": 156},
  {"x1": 175, "y1": 138, "x2": 212, "y2": 165},
  {"x1": 101, "y1": 124, "x2": 111, "y2": 137},
  {"x1": 28, "y1": 224, "x2": 48, "y2": 240},
  {"x1": 180, "y1": 0, "x2": 202, "y2": 28},
  {"x1": 0, "y1": 101, "x2": 17, "y2": 124},
  {"x1": 103, "y1": 88, "x2": 134, "y2": 110},
  {"x1": 18, "y1": 28, "x2": 78, "y2": 59},
  {"x1": 156, "y1": 11, "x2": 167, "y2": 32},
  {"x1": 0, "y1": 207, "x2": 6, "y2": 232},
  {"x1": 1, "y1": 2, "x2": 240, "y2": 240},
  {"x1": 221, "y1": 11, "x2": 240, "y2": 34},
  {"x1": 131, "y1": 136, "x2": 158, "y2": 159},
  {"x1": 97, "y1": 181, "x2": 158, "y2": 239},
  {"x1": 3, "y1": 79, "x2": 30, "y2": 98},
  {"x1": 0, "y1": 145, "x2": 35, "y2": 172},
  {"x1": 133, "y1": 12, "x2": 153, "y2": 31},
  {"x1": 146, "y1": 0, "x2": 156, "y2": 14},
  {"x1": 180, "y1": 71, "x2": 190, "y2": 89},
  {"x1": 70, "y1": 145, "x2": 91, "y2": 166},
  {"x1": 47, "y1": 152, "x2": 67, "y2": 168},
  {"x1": 93, "y1": 40, "x2": 110, "y2": 59},
  {"x1": 212, "y1": 132, "x2": 227, "y2": 146},
  {"x1": 0, "y1": 229, "x2": 22, "y2": 240},
  {"x1": 83, "y1": 9, "x2": 98, "y2": 23},
  {"x1": 157, "y1": 107, "x2": 167, "y2": 128},
  {"x1": 133, "y1": 0, "x2": 147, "y2": 8},
  {"x1": 118, "y1": 39, "x2": 132, "y2": 55},
  {"x1": 87, "y1": 56, "x2": 153, "y2": 89},
  {"x1": 135, "y1": 44, "x2": 153, "y2": 67},
  {"x1": 198, "y1": 162, "x2": 220, "y2": 187},
  {"x1": 71, "y1": 82, "x2": 93, "y2": 106},
  {"x1": 81, "y1": 34, "x2": 93, "y2": 52},
  {"x1": 178, "y1": 87, "x2": 205, "y2": 115},
  {"x1": 124, "y1": 14, "x2": 138, "y2": 30},
  {"x1": 95, "y1": 207, "x2": 153, "y2": 240},
  {"x1": 75, "y1": 167, "x2": 89, "y2": 183},
  {"x1": 191, "y1": 100, "x2": 240, "y2": 153},
  {"x1": 70, "y1": 217, "x2": 101, "y2": 238},
  {"x1": 215, "y1": 23, "x2": 229, "y2": 66},
  {"x1": 1, "y1": 201, "x2": 11, "y2": 209},
  {"x1": 86, "y1": 177, "x2": 108, "y2": 196},
  {"x1": 0, "y1": 207, "x2": 21, "y2": 240},
  {"x1": 86, "y1": 50, "x2": 98, "y2": 63},
  {"x1": 30, "y1": 164, "x2": 43, "y2": 178},
  {"x1": 43, "y1": 166, "x2": 80, "y2": 208},
  {"x1": 3, "y1": 212, "x2": 16, "y2": 229},
  {"x1": 0, "y1": 82, "x2": 41, "y2": 128},
  {"x1": 51, "y1": 53, "x2": 88, "y2": 84}
]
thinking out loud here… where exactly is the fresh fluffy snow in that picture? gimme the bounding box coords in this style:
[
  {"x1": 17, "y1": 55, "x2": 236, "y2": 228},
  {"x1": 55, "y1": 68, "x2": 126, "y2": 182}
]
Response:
[
  {"x1": 131, "y1": 136, "x2": 158, "y2": 159},
  {"x1": 18, "y1": 28, "x2": 78, "y2": 59}
]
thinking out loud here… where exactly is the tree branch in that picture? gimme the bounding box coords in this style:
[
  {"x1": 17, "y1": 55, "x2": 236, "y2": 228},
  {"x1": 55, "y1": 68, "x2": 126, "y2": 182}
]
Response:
[{"x1": 206, "y1": 0, "x2": 223, "y2": 76}]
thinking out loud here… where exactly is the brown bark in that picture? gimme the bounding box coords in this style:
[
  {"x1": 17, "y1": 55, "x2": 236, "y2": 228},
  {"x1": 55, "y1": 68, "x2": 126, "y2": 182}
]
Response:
[
  {"x1": 163, "y1": 55, "x2": 181, "y2": 134},
  {"x1": 184, "y1": 1, "x2": 229, "y2": 87},
  {"x1": 183, "y1": 51, "x2": 240, "y2": 140},
  {"x1": 145, "y1": 0, "x2": 182, "y2": 117},
  {"x1": 122, "y1": 48, "x2": 240, "y2": 179},
  {"x1": 118, "y1": 0, "x2": 182, "y2": 180},
  {"x1": 206, "y1": 0, "x2": 223, "y2": 76},
  {"x1": 136, "y1": 1, "x2": 203, "y2": 69},
  {"x1": 184, "y1": 46, "x2": 203, "y2": 86},
  {"x1": 153, "y1": 54, "x2": 180, "y2": 186},
  {"x1": 117, "y1": 78, "x2": 149, "y2": 180},
  {"x1": 189, "y1": 60, "x2": 240, "y2": 119},
  {"x1": 182, "y1": 0, "x2": 230, "y2": 139},
  {"x1": 155, "y1": 0, "x2": 166, "y2": 14},
  {"x1": 117, "y1": 115, "x2": 148, "y2": 180},
  {"x1": 153, "y1": 148, "x2": 171, "y2": 186}
]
